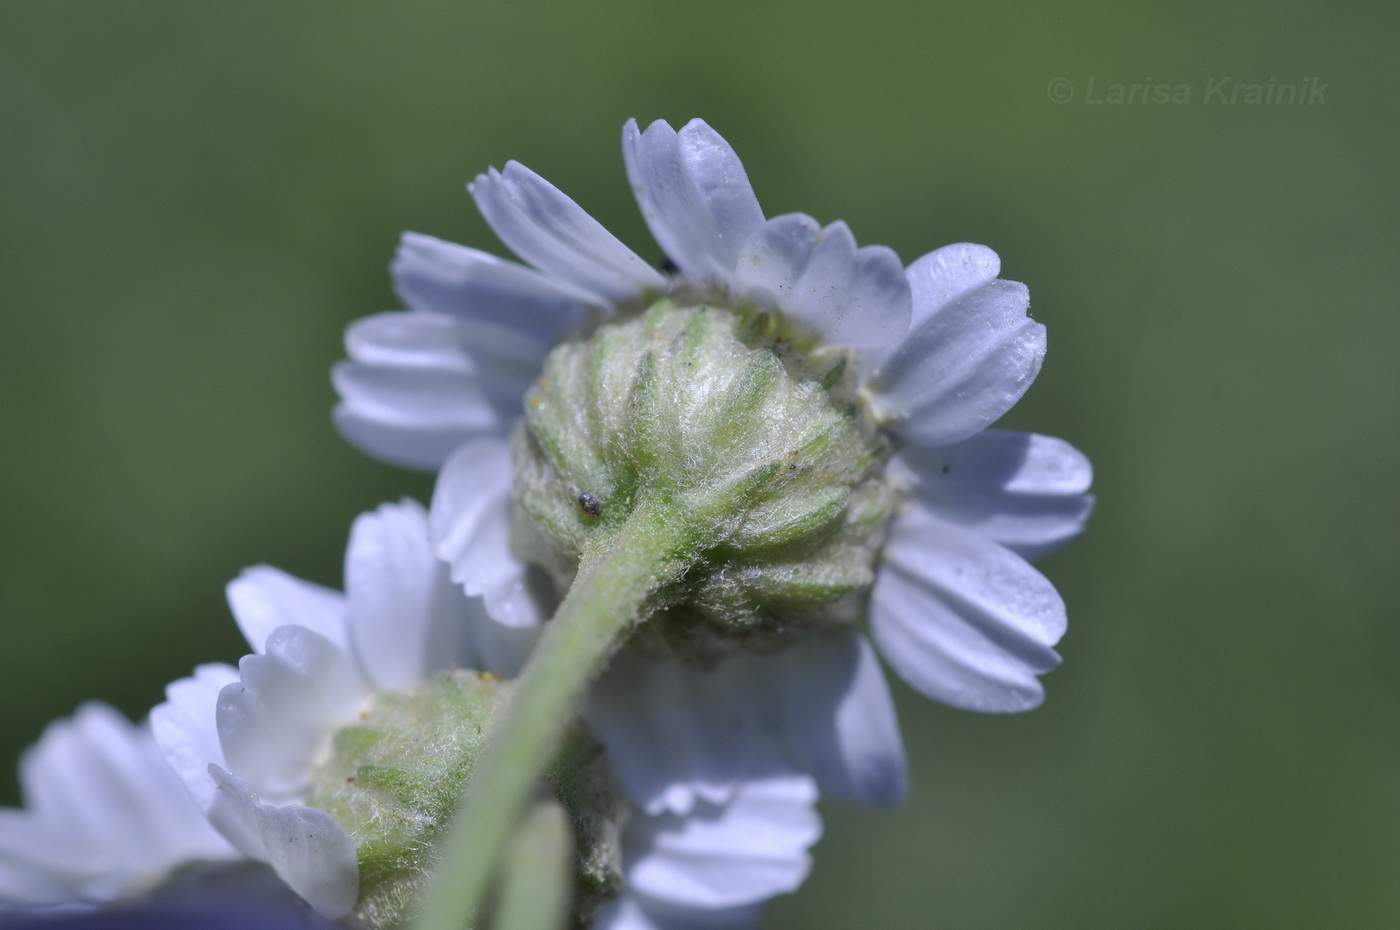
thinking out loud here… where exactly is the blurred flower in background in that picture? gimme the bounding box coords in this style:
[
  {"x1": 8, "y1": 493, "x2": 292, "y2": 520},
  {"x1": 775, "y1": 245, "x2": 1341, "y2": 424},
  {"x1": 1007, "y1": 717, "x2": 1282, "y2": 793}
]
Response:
[{"x1": 0, "y1": 705, "x2": 236, "y2": 911}]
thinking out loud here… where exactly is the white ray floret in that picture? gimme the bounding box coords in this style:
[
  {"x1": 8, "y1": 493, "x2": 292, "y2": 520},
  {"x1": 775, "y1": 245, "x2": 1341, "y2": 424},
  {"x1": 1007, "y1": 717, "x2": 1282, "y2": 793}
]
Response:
[
  {"x1": 151, "y1": 498, "x2": 526, "y2": 918},
  {"x1": 0, "y1": 704, "x2": 238, "y2": 911}
]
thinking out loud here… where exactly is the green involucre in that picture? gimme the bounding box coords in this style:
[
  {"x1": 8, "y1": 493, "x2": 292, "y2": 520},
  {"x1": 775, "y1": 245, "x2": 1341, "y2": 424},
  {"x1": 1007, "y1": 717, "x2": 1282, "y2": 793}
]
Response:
[
  {"x1": 305, "y1": 670, "x2": 622, "y2": 929},
  {"x1": 513, "y1": 300, "x2": 897, "y2": 662}
]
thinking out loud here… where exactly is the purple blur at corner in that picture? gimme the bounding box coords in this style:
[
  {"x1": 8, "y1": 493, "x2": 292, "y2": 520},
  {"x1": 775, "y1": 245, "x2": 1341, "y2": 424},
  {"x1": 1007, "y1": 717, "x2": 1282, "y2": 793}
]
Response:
[{"x1": 0, "y1": 902, "x2": 341, "y2": 930}]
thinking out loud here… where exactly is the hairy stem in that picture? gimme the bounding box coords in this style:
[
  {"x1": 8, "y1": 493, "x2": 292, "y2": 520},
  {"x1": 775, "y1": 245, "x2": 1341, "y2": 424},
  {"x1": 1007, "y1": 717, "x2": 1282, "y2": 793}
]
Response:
[
  {"x1": 413, "y1": 495, "x2": 695, "y2": 930},
  {"x1": 493, "y1": 799, "x2": 572, "y2": 930}
]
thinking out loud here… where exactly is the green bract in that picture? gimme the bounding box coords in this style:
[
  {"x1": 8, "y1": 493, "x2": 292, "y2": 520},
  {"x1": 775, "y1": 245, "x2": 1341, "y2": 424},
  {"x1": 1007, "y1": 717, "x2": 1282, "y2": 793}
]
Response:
[
  {"x1": 513, "y1": 300, "x2": 898, "y2": 662},
  {"x1": 306, "y1": 670, "x2": 621, "y2": 929}
]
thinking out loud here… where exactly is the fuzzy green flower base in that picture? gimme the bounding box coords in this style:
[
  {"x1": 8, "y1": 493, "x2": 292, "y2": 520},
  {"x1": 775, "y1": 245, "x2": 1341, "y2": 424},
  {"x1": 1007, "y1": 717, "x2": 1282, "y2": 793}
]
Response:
[
  {"x1": 307, "y1": 670, "x2": 621, "y2": 929},
  {"x1": 514, "y1": 300, "x2": 898, "y2": 663}
]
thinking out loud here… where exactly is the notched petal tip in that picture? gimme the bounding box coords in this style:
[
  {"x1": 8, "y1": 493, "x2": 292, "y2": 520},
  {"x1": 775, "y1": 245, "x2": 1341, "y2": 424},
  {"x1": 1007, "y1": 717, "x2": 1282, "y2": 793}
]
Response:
[
  {"x1": 624, "y1": 116, "x2": 763, "y2": 289},
  {"x1": 226, "y1": 566, "x2": 348, "y2": 657},
  {"x1": 623, "y1": 772, "x2": 821, "y2": 909},
  {"x1": 899, "y1": 431, "x2": 1095, "y2": 559},
  {"x1": 736, "y1": 214, "x2": 910, "y2": 349},
  {"x1": 871, "y1": 509, "x2": 1067, "y2": 713},
  {"x1": 207, "y1": 768, "x2": 358, "y2": 919},
  {"x1": 874, "y1": 278, "x2": 1046, "y2": 448},
  {"x1": 428, "y1": 437, "x2": 546, "y2": 630},
  {"x1": 470, "y1": 156, "x2": 664, "y2": 304},
  {"x1": 905, "y1": 242, "x2": 1003, "y2": 329}
]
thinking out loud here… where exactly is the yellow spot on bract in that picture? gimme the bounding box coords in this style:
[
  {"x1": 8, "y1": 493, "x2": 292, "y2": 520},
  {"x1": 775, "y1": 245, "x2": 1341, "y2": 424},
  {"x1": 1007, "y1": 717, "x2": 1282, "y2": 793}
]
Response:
[{"x1": 478, "y1": 671, "x2": 497, "y2": 682}]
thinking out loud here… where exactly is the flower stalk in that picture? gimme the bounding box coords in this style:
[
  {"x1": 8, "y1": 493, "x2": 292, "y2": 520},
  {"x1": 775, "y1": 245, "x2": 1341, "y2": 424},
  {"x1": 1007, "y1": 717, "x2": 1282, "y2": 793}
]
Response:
[
  {"x1": 493, "y1": 799, "x2": 573, "y2": 930},
  {"x1": 414, "y1": 493, "x2": 699, "y2": 930}
]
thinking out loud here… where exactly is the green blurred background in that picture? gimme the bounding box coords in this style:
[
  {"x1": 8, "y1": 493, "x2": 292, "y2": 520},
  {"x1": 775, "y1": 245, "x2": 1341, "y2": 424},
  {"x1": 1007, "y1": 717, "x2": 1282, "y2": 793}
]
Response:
[{"x1": 2, "y1": 2, "x2": 1397, "y2": 927}]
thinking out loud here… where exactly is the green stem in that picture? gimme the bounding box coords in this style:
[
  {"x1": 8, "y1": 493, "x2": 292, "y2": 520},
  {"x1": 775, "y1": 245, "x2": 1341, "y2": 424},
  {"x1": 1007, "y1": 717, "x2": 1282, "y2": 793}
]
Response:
[
  {"x1": 413, "y1": 495, "x2": 694, "y2": 930},
  {"x1": 492, "y1": 799, "x2": 572, "y2": 930}
]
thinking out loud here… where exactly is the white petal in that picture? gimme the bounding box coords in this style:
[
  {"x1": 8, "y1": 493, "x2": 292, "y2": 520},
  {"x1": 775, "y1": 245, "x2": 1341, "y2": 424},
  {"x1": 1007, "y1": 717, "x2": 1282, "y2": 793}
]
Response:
[
  {"x1": 73, "y1": 712, "x2": 234, "y2": 869},
  {"x1": 332, "y1": 332, "x2": 519, "y2": 472},
  {"x1": 776, "y1": 631, "x2": 907, "y2": 805},
  {"x1": 584, "y1": 655, "x2": 705, "y2": 816},
  {"x1": 736, "y1": 216, "x2": 909, "y2": 349},
  {"x1": 346, "y1": 498, "x2": 479, "y2": 689},
  {"x1": 333, "y1": 360, "x2": 498, "y2": 444},
  {"x1": 471, "y1": 162, "x2": 665, "y2": 304},
  {"x1": 217, "y1": 665, "x2": 318, "y2": 803},
  {"x1": 782, "y1": 221, "x2": 861, "y2": 336},
  {"x1": 264, "y1": 625, "x2": 364, "y2": 719},
  {"x1": 216, "y1": 627, "x2": 361, "y2": 803},
  {"x1": 0, "y1": 805, "x2": 85, "y2": 901},
  {"x1": 0, "y1": 825, "x2": 80, "y2": 906},
  {"x1": 393, "y1": 231, "x2": 597, "y2": 331},
  {"x1": 1, "y1": 705, "x2": 236, "y2": 908},
  {"x1": 151, "y1": 663, "x2": 240, "y2": 811},
  {"x1": 343, "y1": 311, "x2": 547, "y2": 409},
  {"x1": 226, "y1": 566, "x2": 348, "y2": 655},
  {"x1": 332, "y1": 404, "x2": 483, "y2": 473},
  {"x1": 896, "y1": 430, "x2": 1094, "y2": 559},
  {"x1": 126, "y1": 733, "x2": 236, "y2": 866},
  {"x1": 592, "y1": 896, "x2": 659, "y2": 930},
  {"x1": 586, "y1": 650, "x2": 774, "y2": 816},
  {"x1": 790, "y1": 222, "x2": 908, "y2": 349},
  {"x1": 430, "y1": 437, "x2": 547, "y2": 628},
  {"x1": 36, "y1": 706, "x2": 151, "y2": 847},
  {"x1": 18, "y1": 716, "x2": 104, "y2": 846},
  {"x1": 841, "y1": 242, "x2": 914, "y2": 348},
  {"x1": 906, "y1": 243, "x2": 1002, "y2": 330},
  {"x1": 622, "y1": 772, "x2": 820, "y2": 909},
  {"x1": 622, "y1": 118, "x2": 763, "y2": 287},
  {"x1": 871, "y1": 507, "x2": 1066, "y2": 712},
  {"x1": 734, "y1": 212, "x2": 820, "y2": 307},
  {"x1": 26, "y1": 708, "x2": 232, "y2": 868},
  {"x1": 872, "y1": 279, "x2": 1045, "y2": 448},
  {"x1": 858, "y1": 243, "x2": 1003, "y2": 377},
  {"x1": 343, "y1": 412, "x2": 491, "y2": 475},
  {"x1": 206, "y1": 767, "x2": 358, "y2": 919},
  {"x1": 39, "y1": 710, "x2": 166, "y2": 868},
  {"x1": 333, "y1": 310, "x2": 550, "y2": 470},
  {"x1": 595, "y1": 894, "x2": 763, "y2": 930}
]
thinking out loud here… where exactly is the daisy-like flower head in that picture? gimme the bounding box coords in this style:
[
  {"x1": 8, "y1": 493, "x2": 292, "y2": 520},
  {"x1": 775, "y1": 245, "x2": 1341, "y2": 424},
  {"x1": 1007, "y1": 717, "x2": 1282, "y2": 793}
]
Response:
[
  {"x1": 150, "y1": 499, "x2": 823, "y2": 929},
  {"x1": 0, "y1": 703, "x2": 238, "y2": 911},
  {"x1": 334, "y1": 117, "x2": 1092, "y2": 713},
  {"x1": 150, "y1": 499, "x2": 533, "y2": 920}
]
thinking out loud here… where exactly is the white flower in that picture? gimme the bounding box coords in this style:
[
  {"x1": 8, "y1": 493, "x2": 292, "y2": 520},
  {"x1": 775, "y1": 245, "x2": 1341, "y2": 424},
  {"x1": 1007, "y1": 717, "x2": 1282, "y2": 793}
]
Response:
[
  {"x1": 0, "y1": 703, "x2": 238, "y2": 911},
  {"x1": 333, "y1": 117, "x2": 1092, "y2": 724},
  {"x1": 598, "y1": 770, "x2": 821, "y2": 930},
  {"x1": 151, "y1": 498, "x2": 531, "y2": 918},
  {"x1": 331, "y1": 119, "x2": 1092, "y2": 917},
  {"x1": 150, "y1": 498, "x2": 821, "y2": 927}
]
